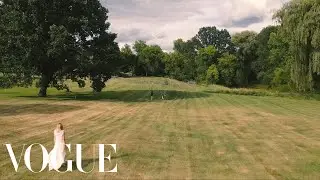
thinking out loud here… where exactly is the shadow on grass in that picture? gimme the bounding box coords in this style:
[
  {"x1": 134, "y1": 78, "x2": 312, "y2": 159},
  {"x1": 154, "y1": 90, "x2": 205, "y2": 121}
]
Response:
[
  {"x1": 0, "y1": 104, "x2": 83, "y2": 116},
  {"x1": 19, "y1": 90, "x2": 210, "y2": 102}
]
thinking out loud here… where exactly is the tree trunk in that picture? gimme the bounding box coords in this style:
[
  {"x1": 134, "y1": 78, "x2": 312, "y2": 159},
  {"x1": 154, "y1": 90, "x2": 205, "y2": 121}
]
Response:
[
  {"x1": 38, "y1": 74, "x2": 50, "y2": 97},
  {"x1": 38, "y1": 86, "x2": 48, "y2": 97}
]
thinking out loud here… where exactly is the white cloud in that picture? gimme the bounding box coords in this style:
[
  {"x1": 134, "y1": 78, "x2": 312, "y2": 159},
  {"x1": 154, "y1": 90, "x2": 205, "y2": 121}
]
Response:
[{"x1": 101, "y1": 0, "x2": 289, "y2": 51}]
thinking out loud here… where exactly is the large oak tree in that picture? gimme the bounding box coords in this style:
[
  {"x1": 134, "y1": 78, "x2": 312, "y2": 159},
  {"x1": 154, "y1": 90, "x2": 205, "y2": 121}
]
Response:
[{"x1": 0, "y1": 0, "x2": 121, "y2": 96}]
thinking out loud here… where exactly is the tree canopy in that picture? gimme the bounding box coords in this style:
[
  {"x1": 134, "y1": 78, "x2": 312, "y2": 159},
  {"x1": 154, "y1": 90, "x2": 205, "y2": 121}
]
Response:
[
  {"x1": 194, "y1": 26, "x2": 235, "y2": 54},
  {"x1": 0, "y1": 0, "x2": 121, "y2": 95},
  {"x1": 275, "y1": 0, "x2": 320, "y2": 91},
  {"x1": 232, "y1": 31, "x2": 257, "y2": 86},
  {"x1": 133, "y1": 41, "x2": 165, "y2": 77},
  {"x1": 252, "y1": 26, "x2": 279, "y2": 83},
  {"x1": 120, "y1": 44, "x2": 136, "y2": 74}
]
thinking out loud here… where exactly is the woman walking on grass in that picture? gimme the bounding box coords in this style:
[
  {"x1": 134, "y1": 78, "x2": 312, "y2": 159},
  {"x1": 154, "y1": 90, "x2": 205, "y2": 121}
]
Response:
[{"x1": 48, "y1": 123, "x2": 66, "y2": 171}]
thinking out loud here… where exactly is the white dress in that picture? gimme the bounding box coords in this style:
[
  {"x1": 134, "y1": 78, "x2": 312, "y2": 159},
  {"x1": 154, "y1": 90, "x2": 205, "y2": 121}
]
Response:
[{"x1": 49, "y1": 129, "x2": 66, "y2": 170}]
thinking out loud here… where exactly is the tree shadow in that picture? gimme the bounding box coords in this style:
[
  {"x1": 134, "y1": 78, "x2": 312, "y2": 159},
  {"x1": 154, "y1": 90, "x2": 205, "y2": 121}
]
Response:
[
  {"x1": 19, "y1": 90, "x2": 210, "y2": 102},
  {"x1": 0, "y1": 104, "x2": 83, "y2": 116}
]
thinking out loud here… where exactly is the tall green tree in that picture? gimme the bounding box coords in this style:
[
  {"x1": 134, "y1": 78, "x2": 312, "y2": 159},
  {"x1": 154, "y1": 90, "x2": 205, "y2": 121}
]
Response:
[
  {"x1": 275, "y1": 0, "x2": 320, "y2": 91},
  {"x1": 162, "y1": 39, "x2": 197, "y2": 80},
  {"x1": 139, "y1": 45, "x2": 165, "y2": 76},
  {"x1": 173, "y1": 38, "x2": 197, "y2": 57},
  {"x1": 164, "y1": 52, "x2": 186, "y2": 81},
  {"x1": 267, "y1": 32, "x2": 291, "y2": 87},
  {"x1": 164, "y1": 52, "x2": 195, "y2": 81},
  {"x1": 120, "y1": 44, "x2": 137, "y2": 74},
  {"x1": 252, "y1": 26, "x2": 278, "y2": 83},
  {"x1": 195, "y1": 46, "x2": 218, "y2": 82},
  {"x1": 217, "y1": 53, "x2": 237, "y2": 86},
  {"x1": 85, "y1": 29, "x2": 120, "y2": 93},
  {"x1": 133, "y1": 40, "x2": 148, "y2": 76},
  {"x1": 133, "y1": 41, "x2": 166, "y2": 76},
  {"x1": 194, "y1": 26, "x2": 235, "y2": 55},
  {"x1": 232, "y1": 31, "x2": 258, "y2": 86},
  {"x1": 0, "y1": 0, "x2": 120, "y2": 95},
  {"x1": 133, "y1": 40, "x2": 148, "y2": 54}
]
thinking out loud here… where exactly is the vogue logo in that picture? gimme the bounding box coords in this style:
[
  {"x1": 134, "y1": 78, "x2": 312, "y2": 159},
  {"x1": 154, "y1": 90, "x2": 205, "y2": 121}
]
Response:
[{"x1": 4, "y1": 144, "x2": 117, "y2": 173}]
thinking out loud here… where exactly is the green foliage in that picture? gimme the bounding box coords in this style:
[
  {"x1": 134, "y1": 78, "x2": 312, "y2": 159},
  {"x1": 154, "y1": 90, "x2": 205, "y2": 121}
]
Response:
[
  {"x1": 0, "y1": 74, "x2": 15, "y2": 88},
  {"x1": 209, "y1": 88, "x2": 276, "y2": 97},
  {"x1": 120, "y1": 44, "x2": 137, "y2": 74},
  {"x1": 232, "y1": 31, "x2": 258, "y2": 86},
  {"x1": 133, "y1": 41, "x2": 166, "y2": 76},
  {"x1": 271, "y1": 68, "x2": 290, "y2": 87},
  {"x1": 197, "y1": 45, "x2": 218, "y2": 65},
  {"x1": 268, "y1": 32, "x2": 290, "y2": 68},
  {"x1": 275, "y1": 0, "x2": 320, "y2": 91},
  {"x1": 132, "y1": 41, "x2": 147, "y2": 76},
  {"x1": 266, "y1": 32, "x2": 291, "y2": 86},
  {"x1": 165, "y1": 27, "x2": 239, "y2": 87},
  {"x1": 91, "y1": 78, "x2": 106, "y2": 93},
  {"x1": 217, "y1": 53, "x2": 237, "y2": 86},
  {"x1": 1, "y1": 0, "x2": 319, "y2": 96},
  {"x1": 206, "y1": 65, "x2": 219, "y2": 84},
  {"x1": 0, "y1": 0, "x2": 121, "y2": 95},
  {"x1": 170, "y1": 38, "x2": 197, "y2": 81},
  {"x1": 164, "y1": 52, "x2": 194, "y2": 81},
  {"x1": 133, "y1": 40, "x2": 148, "y2": 54},
  {"x1": 140, "y1": 45, "x2": 165, "y2": 76},
  {"x1": 252, "y1": 26, "x2": 279, "y2": 83},
  {"x1": 196, "y1": 46, "x2": 218, "y2": 82},
  {"x1": 194, "y1": 26, "x2": 235, "y2": 54},
  {"x1": 173, "y1": 38, "x2": 197, "y2": 57}
]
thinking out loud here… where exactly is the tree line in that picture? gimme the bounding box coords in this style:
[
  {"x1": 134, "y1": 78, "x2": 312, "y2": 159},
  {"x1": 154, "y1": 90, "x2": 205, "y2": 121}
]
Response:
[
  {"x1": 120, "y1": 0, "x2": 320, "y2": 92},
  {"x1": 1, "y1": 0, "x2": 319, "y2": 96}
]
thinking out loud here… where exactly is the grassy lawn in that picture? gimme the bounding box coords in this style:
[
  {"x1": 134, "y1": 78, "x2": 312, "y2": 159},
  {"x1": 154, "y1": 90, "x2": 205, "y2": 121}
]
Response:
[{"x1": 0, "y1": 77, "x2": 320, "y2": 179}]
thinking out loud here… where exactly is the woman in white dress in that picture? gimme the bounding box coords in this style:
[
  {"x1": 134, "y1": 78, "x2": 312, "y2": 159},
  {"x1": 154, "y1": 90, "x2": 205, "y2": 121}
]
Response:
[{"x1": 49, "y1": 123, "x2": 66, "y2": 171}]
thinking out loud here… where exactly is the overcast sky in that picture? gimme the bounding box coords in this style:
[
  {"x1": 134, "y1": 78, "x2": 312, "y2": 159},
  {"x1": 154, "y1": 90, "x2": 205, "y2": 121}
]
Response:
[{"x1": 101, "y1": 0, "x2": 289, "y2": 51}]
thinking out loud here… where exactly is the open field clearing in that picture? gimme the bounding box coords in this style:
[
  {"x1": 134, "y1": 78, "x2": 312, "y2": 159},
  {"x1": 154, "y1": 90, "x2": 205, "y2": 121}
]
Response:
[{"x1": 0, "y1": 77, "x2": 320, "y2": 179}]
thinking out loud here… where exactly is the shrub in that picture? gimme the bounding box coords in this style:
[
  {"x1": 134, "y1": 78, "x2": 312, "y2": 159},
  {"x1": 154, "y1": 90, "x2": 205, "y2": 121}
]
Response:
[{"x1": 271, "y1": 68, "x2": 289, "y2": 87}]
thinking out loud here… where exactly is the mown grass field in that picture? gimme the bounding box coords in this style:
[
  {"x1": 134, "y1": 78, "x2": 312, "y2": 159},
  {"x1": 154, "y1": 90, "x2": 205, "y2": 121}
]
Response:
[{"x1": 0, "y1": 77, "x2": 320, "y2": 179}]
